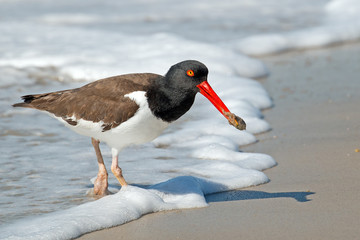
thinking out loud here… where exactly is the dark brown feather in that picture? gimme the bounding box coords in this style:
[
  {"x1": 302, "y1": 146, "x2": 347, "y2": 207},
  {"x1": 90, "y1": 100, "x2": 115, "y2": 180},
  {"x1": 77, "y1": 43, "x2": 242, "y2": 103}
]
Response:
[{"x1": 13, "y1": 73, "x2": 161, "y2": 131}]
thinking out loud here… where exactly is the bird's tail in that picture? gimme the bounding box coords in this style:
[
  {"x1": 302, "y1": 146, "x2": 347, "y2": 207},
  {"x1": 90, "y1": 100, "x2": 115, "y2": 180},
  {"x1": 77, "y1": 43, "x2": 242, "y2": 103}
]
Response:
[{"x1": 12, "y1": 93, "x2": 51, "y2": 108}]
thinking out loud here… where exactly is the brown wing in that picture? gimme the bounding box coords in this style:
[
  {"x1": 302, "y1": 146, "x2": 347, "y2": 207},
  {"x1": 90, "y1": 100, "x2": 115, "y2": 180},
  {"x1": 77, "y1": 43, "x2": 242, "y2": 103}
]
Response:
[{"x1": 13, "y1": 73, "x2": 161, "y2": 131}]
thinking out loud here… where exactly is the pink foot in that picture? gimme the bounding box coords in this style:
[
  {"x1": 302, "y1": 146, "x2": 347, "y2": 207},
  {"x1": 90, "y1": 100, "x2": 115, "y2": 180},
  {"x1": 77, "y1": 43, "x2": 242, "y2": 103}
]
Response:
[{"x1": 93, "y1": 172, "x2": 110, "y2": 195}]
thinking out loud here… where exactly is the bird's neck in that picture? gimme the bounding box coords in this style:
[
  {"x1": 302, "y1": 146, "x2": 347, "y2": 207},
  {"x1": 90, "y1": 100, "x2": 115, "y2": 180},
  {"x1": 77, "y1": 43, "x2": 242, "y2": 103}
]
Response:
[{"x1": 146, "y1": 83, "x2": 197, "y2": 123}]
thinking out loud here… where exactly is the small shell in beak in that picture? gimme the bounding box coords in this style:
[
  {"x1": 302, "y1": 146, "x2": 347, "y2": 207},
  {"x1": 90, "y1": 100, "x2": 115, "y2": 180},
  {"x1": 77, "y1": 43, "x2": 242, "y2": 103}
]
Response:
[{"x1": 223, "y1": 111, "x2": 246, "y2": 130}]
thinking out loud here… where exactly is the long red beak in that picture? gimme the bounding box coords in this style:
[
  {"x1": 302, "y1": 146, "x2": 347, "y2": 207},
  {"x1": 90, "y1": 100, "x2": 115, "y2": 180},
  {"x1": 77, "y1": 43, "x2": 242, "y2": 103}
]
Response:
[
  {"x1": 197, "y1": 81, "x2": 231, "y2": 120},
  {"x1": 197, "y1": 81, "x2": 246, "y2": 130}
]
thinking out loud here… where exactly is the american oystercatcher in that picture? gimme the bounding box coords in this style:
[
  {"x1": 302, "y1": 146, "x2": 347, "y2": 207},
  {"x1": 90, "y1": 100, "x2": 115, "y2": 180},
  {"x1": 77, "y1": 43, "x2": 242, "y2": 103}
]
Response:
[{"x1": 13, "y1": 60, "x2": 246, "y2": 195}]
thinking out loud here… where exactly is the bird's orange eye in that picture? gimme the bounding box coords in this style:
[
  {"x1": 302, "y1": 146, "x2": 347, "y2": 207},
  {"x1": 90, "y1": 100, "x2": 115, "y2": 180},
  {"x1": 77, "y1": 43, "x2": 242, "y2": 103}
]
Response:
[{"x1": 186, "y1": 70, "x2": 194, "y2": 77}]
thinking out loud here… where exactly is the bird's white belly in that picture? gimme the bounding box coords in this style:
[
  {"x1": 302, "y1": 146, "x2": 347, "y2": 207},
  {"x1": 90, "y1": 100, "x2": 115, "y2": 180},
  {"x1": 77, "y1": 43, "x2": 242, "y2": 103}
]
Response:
[{"x1": 54, "y1": 91, "x2": 169, "y2": 150}]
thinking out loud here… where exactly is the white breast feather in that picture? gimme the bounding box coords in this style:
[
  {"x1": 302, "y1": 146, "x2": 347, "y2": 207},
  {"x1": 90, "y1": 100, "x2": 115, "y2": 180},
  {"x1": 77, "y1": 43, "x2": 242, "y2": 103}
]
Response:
[{"x1": 53, "y1": 91, "x2": 169, "y2": 150}]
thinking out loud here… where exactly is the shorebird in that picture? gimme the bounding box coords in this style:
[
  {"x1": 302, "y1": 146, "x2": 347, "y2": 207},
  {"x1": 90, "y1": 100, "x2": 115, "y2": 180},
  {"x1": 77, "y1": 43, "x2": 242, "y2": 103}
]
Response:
[{"x1": 13, "y1": 60, "x2": 245, "y2": 195}]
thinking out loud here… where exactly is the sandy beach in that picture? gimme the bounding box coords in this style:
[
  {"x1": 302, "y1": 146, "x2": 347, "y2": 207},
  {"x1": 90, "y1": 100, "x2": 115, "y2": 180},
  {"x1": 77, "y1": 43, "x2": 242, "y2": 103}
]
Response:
[{"x1": 78, "y1": 42, "x2": 360, "y2": 240}]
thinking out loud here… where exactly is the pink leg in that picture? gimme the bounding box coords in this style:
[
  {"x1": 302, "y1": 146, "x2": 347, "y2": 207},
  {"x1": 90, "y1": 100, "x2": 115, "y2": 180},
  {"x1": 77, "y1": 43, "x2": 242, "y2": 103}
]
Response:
[
  {"x1": 111, "y1": 148, "x2": 128, "y2": 187},
  {"x1": 91, "y1": 138, "x2": 110, "y2": 195}
]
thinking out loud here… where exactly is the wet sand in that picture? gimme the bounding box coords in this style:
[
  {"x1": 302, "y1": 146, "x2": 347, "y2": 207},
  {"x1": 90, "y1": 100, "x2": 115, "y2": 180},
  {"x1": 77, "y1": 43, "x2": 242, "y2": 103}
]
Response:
[{"x1": 78, "y1": 42, "x2": 360, "y2": 240}]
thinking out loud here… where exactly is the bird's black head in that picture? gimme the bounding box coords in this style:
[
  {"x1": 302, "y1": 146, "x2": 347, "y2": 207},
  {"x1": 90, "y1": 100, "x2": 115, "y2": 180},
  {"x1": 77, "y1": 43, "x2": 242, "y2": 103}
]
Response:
[
  {"x1": 164, "y1": 60, "x2": 209, "y2": 92},
  {"x1": 148, "y1": 60, "x2": 245, "y2": 130},
  {"x1": 146, "y1": 60, "x2": 208, "y2": 122}
]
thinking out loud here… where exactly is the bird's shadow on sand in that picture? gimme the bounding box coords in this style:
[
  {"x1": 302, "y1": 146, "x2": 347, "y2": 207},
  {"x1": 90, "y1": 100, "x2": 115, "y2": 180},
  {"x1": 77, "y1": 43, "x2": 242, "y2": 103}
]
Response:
[
  {"x1": 137, "y1": 176, "x2": 314, "y2": 203},
  {"x1": 206, "y1": 189, "x2": 315, "y2": 203},
  {"x1": 92, "y1": 175, "x2": 315, "y2": 204}
]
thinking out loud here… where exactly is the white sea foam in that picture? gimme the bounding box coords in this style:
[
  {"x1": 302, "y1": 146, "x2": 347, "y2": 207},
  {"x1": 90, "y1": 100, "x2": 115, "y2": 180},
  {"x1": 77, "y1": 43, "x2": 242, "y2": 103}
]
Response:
[
  {"x1": 1, "y1": 173, "x2": 272, "y2": 240},
  {"x1": 0, "y1": 23, "x2": 268, "y2": 80}
]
